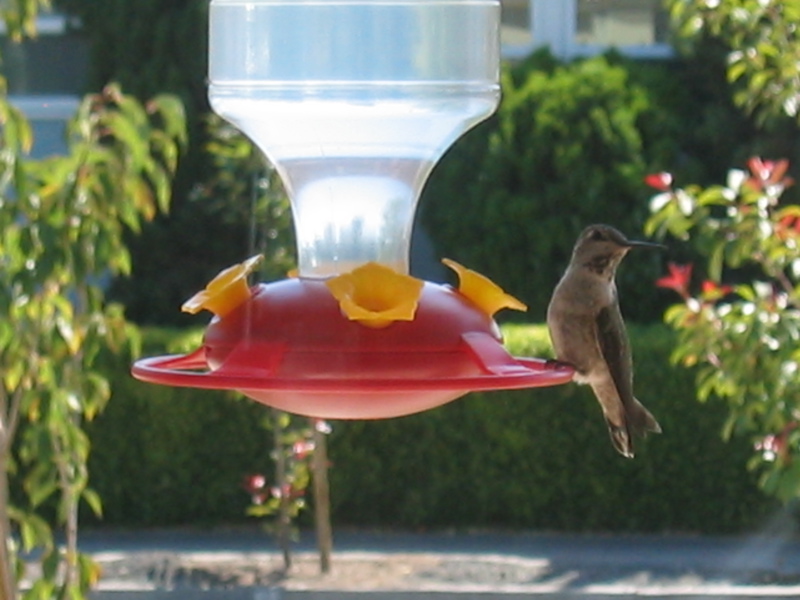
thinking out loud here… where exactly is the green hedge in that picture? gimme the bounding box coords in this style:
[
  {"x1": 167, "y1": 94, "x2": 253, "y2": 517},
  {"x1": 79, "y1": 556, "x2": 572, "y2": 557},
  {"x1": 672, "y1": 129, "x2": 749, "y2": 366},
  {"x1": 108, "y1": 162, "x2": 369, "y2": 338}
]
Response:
[
  {"x1": 327, "y1": 324, "x2": 773, "y2": 532},
  {"x1": 86, "y1": 324, "x2": 775, "y2": 533},
  {"x1": 86, "y1": 330, "x2": 273, "y2": 526},
  {"x1": 86, "y1": 377, "x2": 273, "y2": 527}
]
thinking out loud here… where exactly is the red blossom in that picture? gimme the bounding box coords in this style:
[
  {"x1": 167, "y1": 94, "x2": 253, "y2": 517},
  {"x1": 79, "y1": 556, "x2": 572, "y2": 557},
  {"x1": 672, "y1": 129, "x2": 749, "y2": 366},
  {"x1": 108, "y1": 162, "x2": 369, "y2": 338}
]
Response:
[
  {"x1": 243, "y1": 473, "x2": 267, "y2": 495},
  {"x1": 782, "y1": 214, "x2": 800, "y2": 229},
  {"x1": 777, "y1": 213, "x2": 800, "y2": 240},
  {"x1": 292, "y1": 440, "x2": 315, "y2": 459},
  {"x1": 701, "y1": 280, "x2": 733, "y2": 298},
  {"x1": 746, "y1": 157, "x2": 794, "y2": 191},
  {"x1": 644, "y1": 172, "x2": 673, "y2": 192},
  {"x1": 271, "y1": 483, "x2": 305, "y2": 500},
  {"x1": 756, "y1": 434, "x2": 779, "y2": 460},
  {"x1": 243, "y1": 473, "x2": 269, "y2": 505},
  {"x1": 756, "y1": 422, "x2": 798, "y2": 463},
  {"x1": 656, "y1": 263, "x2": 692, "y2": 299}
]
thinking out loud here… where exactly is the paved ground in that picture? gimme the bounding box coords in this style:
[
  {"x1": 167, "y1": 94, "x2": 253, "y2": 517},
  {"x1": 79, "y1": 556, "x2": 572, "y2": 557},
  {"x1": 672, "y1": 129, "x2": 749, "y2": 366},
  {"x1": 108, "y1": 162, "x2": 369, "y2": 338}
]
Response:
[{"x1": 77, "y1": 525, "x2": 800, "y2": 598}]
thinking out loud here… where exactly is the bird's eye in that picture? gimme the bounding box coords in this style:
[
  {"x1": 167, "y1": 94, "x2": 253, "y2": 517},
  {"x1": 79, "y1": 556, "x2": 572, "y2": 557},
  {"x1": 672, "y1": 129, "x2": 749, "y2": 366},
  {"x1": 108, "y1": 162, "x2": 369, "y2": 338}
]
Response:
[{"x1": 590, "y1": 230, "x2": 605, "y2": 241}]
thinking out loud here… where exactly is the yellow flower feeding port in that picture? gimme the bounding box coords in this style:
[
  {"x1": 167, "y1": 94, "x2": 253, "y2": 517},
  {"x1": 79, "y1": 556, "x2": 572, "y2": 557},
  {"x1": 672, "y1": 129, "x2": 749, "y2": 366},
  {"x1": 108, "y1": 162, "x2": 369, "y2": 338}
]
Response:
[
  {"x1": 325, "y1": 262, "x2": 425, "y2": 329},
  {"x1": 132, "y1": 0, "x2": 574, "y2": 419}
]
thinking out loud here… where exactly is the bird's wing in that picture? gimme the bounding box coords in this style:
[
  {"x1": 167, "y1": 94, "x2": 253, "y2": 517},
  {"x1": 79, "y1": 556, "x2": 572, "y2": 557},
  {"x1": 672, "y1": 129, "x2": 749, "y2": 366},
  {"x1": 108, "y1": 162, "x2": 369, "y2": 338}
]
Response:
[{"x1": 595, "y1": 301, "x2": 634, "y2": 403}]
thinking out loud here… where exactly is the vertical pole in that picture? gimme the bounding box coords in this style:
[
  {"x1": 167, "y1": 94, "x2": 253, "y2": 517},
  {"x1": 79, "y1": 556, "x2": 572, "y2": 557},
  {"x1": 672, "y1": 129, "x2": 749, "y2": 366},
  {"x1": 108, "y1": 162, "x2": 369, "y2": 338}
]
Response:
[
  {"x1": 312, "y1": 422, "x2": 332, "y2": 573},
  {"x1": 0, "y1": 451, "x2": 16, "y2": 600},
  {"x1": 273, "y1": 409, "x2": 292, "y2": 571}
]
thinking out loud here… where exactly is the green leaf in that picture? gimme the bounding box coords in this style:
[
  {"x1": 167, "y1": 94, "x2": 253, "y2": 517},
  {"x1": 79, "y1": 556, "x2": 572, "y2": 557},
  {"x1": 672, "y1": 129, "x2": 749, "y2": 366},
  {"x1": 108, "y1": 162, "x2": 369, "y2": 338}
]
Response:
[
  {"x1": 17, "y1": 511, "x2": 53, "y2": 552},
  {"x1": 4, "y1": 359, "x2": 26, "y2": 391},
  {"x1": 28, "y1": 479, "x2": 58, "y2": 509},
  {"x1": 727, "y1": 58, "x2": 748, "y2": 83},
  {"x1": 23, "y1": 579, "x2": 56, "y2": 600},
  {"x1": 81, "y1": 487, "x2": 103, "y2": 518},
  {"x1": 77, "y1": 553, "x2": 102, "y2": 589},
  {"x1": 708, "y1": 242, "x2": 726, "y2": 282},
  {"x1": 148, "y1": 94, "x2": 188, "y2": 148},
  {"x1": 56, "y1": 316, "x2": 82, "y2": 356},
  {"x1": 41, "y1": 547, "x2": 60, "y2": 580}
]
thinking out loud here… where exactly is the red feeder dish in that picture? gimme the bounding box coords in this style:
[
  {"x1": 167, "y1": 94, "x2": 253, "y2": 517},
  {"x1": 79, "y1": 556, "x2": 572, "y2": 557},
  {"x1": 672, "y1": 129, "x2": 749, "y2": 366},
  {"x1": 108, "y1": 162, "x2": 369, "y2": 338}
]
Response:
[{"x1": 132, "y1": 260, "x2": 574, "y2": 419}]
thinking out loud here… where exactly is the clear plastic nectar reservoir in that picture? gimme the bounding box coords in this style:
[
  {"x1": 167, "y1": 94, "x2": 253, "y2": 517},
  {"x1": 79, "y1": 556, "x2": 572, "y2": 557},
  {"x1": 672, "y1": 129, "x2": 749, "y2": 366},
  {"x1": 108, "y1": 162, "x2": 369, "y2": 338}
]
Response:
[{"x1": 208, "y1": 0, "x2": 501, "y2": 277}]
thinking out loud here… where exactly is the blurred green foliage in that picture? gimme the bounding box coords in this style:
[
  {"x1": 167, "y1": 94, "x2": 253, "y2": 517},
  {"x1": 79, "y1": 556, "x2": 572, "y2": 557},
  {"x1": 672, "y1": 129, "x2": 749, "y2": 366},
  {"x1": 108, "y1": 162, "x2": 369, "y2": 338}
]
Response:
[
  {"x1": 0, "y1": 81, "x2": 186, "y2": 599},
  {"x1": 53, "y1": 0, "x2": 296, "y2": 325},
  {"x1": 87, "y1": 324, "x2": 775, "y2": 533},
  {"x1": 669, "y1": 0, "x2": 800, "y2": 126},
  {"x1": 647, "y1": 157, "x2": 800, "y2": 503},
  {"x1": 420, "y1": 49, "x2": 763, "y2": 323},
  {"x1": 642, "y1": 0, "x2": 800, "y2": 505}
]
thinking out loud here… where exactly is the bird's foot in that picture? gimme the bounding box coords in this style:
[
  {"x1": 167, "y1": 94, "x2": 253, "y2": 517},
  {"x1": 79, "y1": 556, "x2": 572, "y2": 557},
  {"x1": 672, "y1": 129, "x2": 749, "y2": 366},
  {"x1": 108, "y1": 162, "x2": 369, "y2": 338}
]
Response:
[{"x1": 544, "y1": 358, "x2": 574, "y2": 371}]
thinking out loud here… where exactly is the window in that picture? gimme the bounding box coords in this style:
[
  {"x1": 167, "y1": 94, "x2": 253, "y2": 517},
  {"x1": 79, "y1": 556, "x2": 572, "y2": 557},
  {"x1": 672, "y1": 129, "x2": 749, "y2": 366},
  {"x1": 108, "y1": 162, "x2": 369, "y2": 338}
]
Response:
[
  {"x1": 574, "y1": 0, "x2": 670, "y2": 52},
  {"x1": 501, "y1": 0, "x2": 672, "y2": 60},
  {"x1": 1, "y1": 11, "x2": 88, "y2": 157},
  {"x1": 500, "y1": 0, "x2": 533, "y2": 48}
]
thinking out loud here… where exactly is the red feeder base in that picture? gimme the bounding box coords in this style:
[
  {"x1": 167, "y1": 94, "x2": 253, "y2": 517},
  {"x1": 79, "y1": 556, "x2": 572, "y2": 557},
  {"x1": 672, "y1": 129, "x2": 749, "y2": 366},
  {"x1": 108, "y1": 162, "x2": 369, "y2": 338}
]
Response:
[{"x1": 132, "y1": 278, "x2": 574, "y2": 419}]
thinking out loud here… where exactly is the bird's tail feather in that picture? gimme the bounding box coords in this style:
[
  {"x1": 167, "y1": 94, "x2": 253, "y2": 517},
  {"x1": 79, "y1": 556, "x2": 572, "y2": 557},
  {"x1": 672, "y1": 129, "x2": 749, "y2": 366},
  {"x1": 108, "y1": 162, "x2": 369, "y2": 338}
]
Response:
[{"x1": 629, "y1": 397, "x2": 661, "y2": 437}]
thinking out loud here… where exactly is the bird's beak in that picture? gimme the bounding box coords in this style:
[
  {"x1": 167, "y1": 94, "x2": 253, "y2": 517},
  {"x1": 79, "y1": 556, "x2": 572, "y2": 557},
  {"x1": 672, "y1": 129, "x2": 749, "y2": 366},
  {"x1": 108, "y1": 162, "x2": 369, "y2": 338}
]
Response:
[{"x1": 625, "y1": 239, "x2": 667, "y2": 251}]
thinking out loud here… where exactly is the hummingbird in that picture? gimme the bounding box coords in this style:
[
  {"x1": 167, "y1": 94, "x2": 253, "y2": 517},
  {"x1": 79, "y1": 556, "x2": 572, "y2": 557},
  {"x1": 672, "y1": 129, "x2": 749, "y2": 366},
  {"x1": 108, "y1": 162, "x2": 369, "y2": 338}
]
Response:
[{"x1": 547, "y1": 224, "x2": 663, "y2": 458}]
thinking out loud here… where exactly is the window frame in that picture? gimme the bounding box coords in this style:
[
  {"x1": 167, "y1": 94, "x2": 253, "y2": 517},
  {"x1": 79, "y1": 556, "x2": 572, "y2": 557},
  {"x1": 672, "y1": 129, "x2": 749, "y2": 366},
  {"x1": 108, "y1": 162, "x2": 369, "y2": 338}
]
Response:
[
  {"x1": 2, "y1": 11, "x2": 83, "y2": 157},
  {"x1": 501, "y1": 0, "x2": 674, "y2": 60}
]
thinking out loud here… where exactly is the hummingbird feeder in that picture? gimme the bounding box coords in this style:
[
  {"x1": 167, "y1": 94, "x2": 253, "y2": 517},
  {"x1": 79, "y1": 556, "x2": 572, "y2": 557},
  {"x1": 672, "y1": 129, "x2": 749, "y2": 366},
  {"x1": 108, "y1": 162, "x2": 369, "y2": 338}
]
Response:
[{"x1": 132, "y1": 0, "x2": 574, "y2": 419}]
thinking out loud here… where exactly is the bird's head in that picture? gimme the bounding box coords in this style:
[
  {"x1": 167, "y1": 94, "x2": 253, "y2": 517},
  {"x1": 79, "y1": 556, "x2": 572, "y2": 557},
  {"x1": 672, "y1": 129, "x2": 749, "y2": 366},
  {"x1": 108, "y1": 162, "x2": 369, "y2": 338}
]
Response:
[{"x1": 570, "y1": 224, "x2": 664, "y2": 278}]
